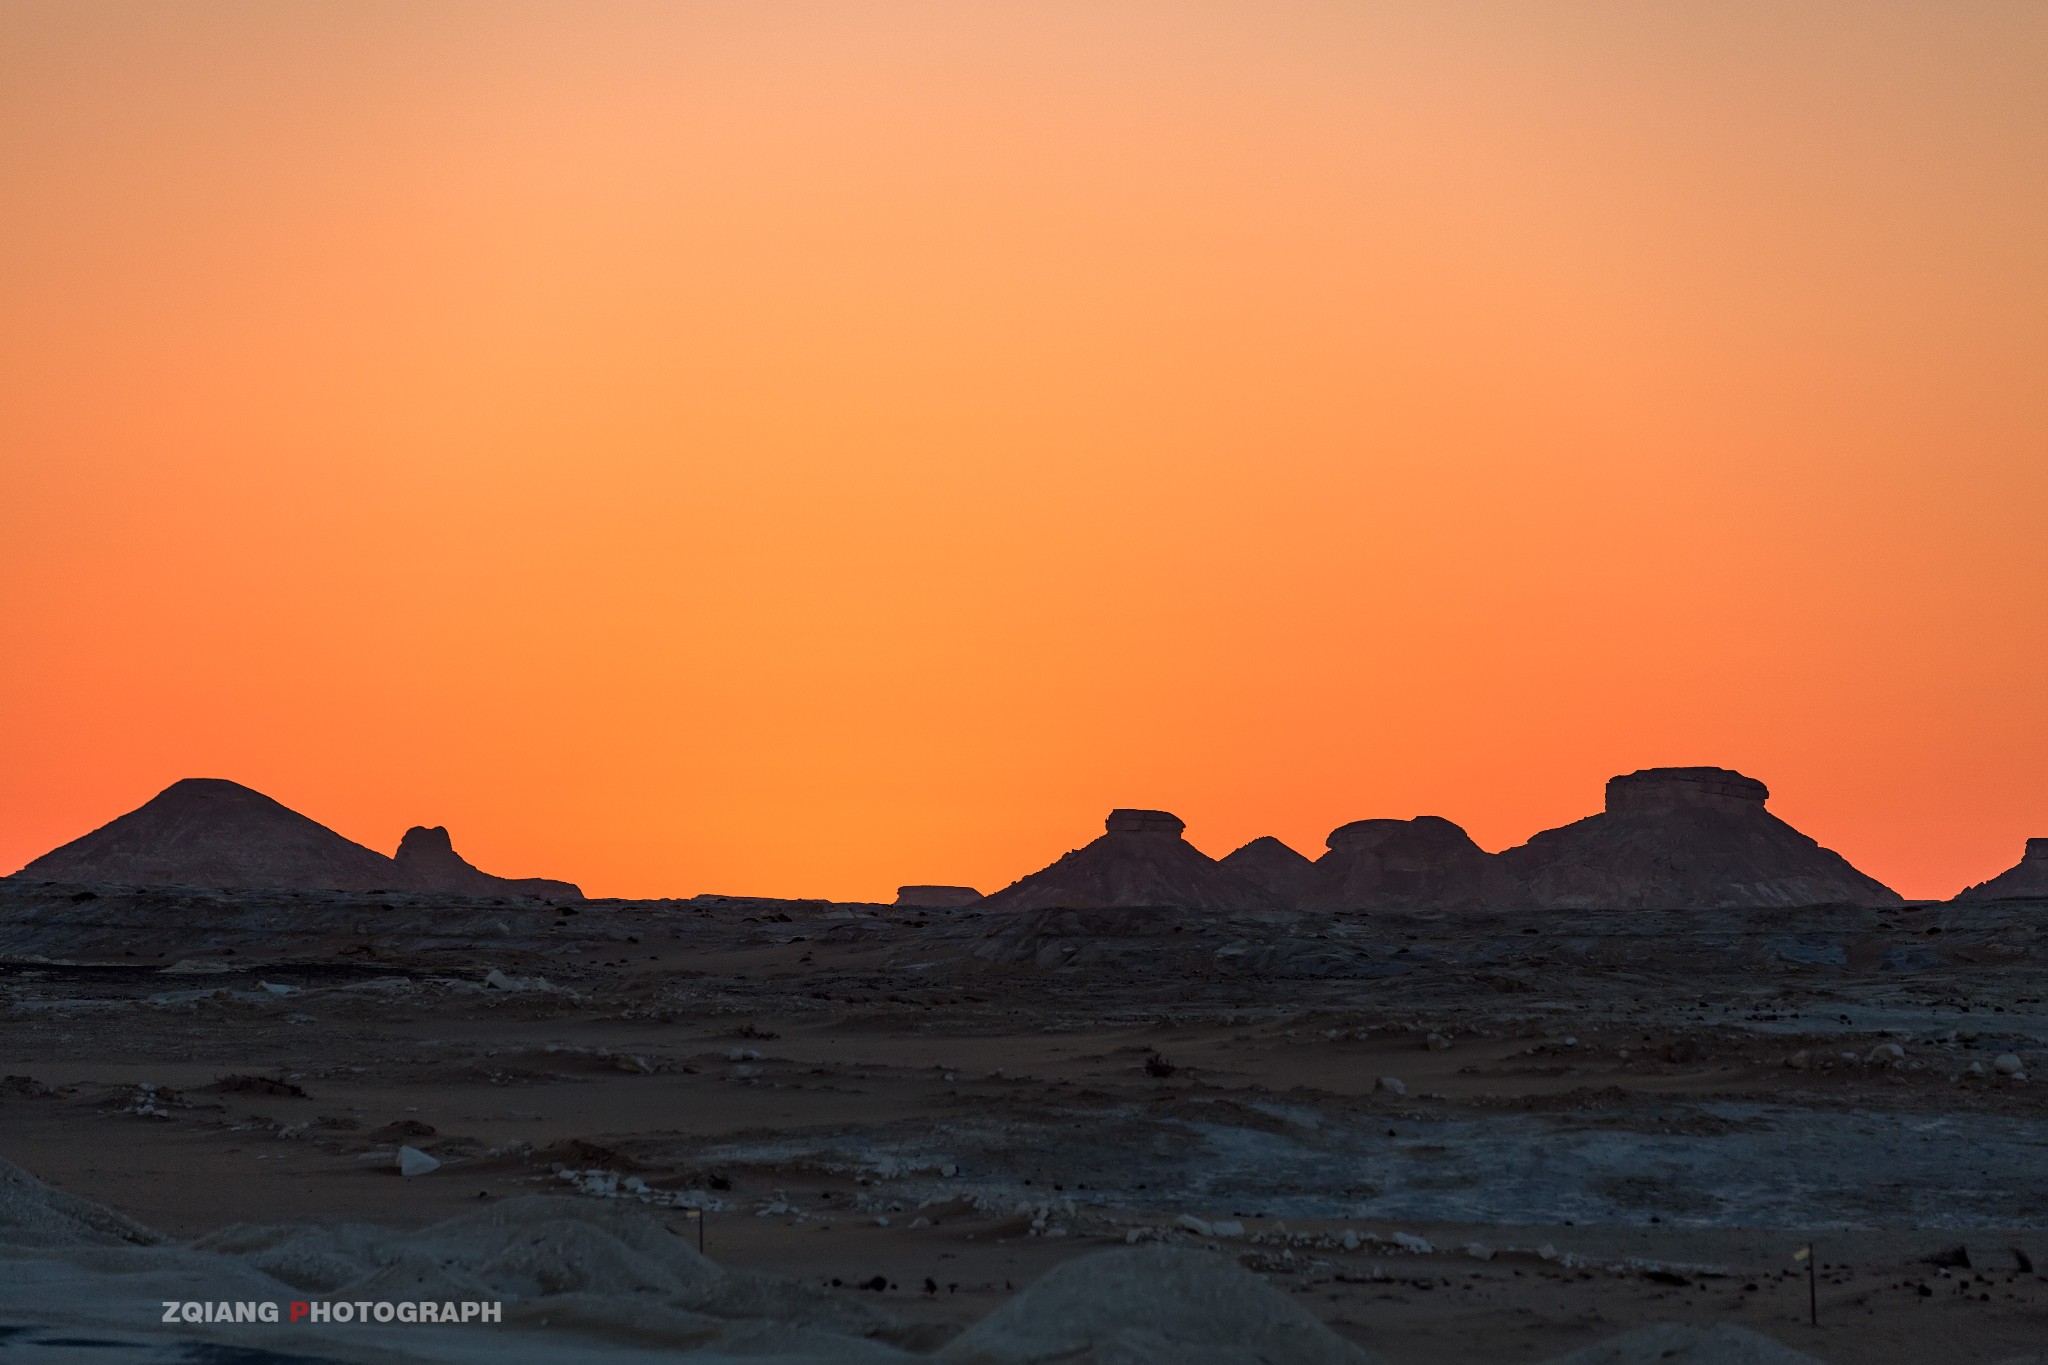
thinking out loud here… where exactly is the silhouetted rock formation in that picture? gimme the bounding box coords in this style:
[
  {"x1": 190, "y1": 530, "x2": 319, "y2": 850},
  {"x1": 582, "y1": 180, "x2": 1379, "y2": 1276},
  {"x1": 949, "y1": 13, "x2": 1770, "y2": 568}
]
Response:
[
  {"x1": 13, "y1": 778, "x2": 580, "y2": 899},
  {"x1": 978, "y1": 810, "x2": 1279, "y2": 914},
  {"x1": 392, "y1": 825, "x2": 581, "y2": 899},
  {"x1": 1498, "y1": 767, "x2": 1901, "y2": 910},
  {"x1": 1954, "y1": 838, "x2": 2048, "y2": 902},
  {"x1": 15, "y1": 778, "x2": 400, "y2": 893},
  {"x1": 1219, "y1": 836, "x2": 1319, "y2": 904},
  {"x1": 895, "y1": 885, "x2": 983, "y2": 908},
  {"x1": 1300, "y1": 816, "x2": 1507, "y2": 910}
]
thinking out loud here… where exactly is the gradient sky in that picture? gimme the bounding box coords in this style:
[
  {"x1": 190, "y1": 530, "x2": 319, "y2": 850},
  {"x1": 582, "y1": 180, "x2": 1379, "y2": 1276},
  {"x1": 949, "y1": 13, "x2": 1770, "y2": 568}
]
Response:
[{"x1": 4, "y1": 2, "x2": 2045, "y2": 900}]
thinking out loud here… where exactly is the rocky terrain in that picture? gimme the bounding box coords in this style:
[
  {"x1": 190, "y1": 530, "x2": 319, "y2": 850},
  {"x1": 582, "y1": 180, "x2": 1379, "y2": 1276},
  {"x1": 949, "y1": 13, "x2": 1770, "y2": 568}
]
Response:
[
  {"x1": 4, "y1": 774, "x2": 2044, "y2": 1361},
  {"x1": 2, "y1": 870, "x2": 2045, "y2": 1363}
]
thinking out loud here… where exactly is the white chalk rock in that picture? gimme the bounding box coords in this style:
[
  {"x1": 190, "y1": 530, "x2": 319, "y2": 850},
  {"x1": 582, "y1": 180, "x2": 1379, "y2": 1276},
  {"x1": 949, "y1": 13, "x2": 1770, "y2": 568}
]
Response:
[
  {"x1": 1994, "y1": 1053, "x2": 2025, "y2": 1076},
  {"x1": 1376, "y1": 1076, "x2": 1406, "y2": 1096},
  {"x1": 396, "y1": 1146, "x2": 440, "y2": 1177},
  {"x1": 1175, "y1": 1214, "x2": 1213, "y2": 1237}
]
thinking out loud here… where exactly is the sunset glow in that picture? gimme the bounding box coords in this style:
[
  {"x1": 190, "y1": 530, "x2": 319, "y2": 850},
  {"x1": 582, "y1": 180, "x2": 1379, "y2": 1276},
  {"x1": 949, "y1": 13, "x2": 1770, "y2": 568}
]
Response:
[{"x1": 5, "y1": 1, "x2": 2045, "y2": 899}]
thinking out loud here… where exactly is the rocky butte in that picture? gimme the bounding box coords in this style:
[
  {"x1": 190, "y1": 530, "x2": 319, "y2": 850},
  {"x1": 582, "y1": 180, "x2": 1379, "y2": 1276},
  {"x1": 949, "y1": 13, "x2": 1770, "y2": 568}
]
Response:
[
  {"x1": 1954, "y1": 837, "x2": 2048, "y2": 902},
  {"x1": 1497, "y1": 766, "x2": 1901, "y2": 910},
  {"x1": 391, "y1": 824, "x2": 582, "y2": 899},
  {"x1": 11, "y1": 777, "x2": 580, "y2": 899},
  {"x1": 976, "y1": 809, "x2": 1278, "y2": 913},
  {"x1": 1298, "y1": 815, "x2": 1508, "y2": 912}
]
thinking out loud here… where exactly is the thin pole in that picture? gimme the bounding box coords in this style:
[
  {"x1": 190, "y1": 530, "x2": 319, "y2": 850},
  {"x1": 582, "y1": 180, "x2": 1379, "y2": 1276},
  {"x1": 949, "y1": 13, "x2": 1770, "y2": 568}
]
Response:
[{"x1": 1808, "y1": 1245, "x2": 1817, "y2": 1327}]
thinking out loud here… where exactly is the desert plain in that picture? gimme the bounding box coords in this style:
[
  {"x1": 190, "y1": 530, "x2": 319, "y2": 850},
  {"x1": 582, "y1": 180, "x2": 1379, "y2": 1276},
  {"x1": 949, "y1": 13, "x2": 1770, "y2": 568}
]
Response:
[{"x1": 4, "y1": 866, "x2": 2046, "y2": 1363}]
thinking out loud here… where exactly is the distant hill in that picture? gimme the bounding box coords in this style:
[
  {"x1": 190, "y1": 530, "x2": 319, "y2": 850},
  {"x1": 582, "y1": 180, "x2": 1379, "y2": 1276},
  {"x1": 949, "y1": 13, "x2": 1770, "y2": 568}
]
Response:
[
  {"x1": 14, "y1": 778, "x2": 580, "y2": 899},
  {"x1": 392, "y1": 825, "x2": 581, "y2": 899},
  {"x1": 1497, "y1": 767, "x2": 1900, "y2": 910},
  {"x1": 1954, "y1": 838, "x2": 2048, "y2": 902},
  {"x1": 1300, "y1": 816, "x2": 1509, "y2": 911},
  {"x1": 977, "y1": 809, "x2": 1278, "y2": 913},
  {"x1": 1218, "y1": 836, "x2": 1319, "y2": 903}
]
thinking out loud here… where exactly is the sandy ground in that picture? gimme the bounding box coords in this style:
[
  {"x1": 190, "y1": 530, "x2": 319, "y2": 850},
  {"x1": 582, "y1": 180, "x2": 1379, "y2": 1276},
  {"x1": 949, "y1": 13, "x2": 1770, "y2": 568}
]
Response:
[{"x1": 2, "y1": 882, "x2": 2046, "y2": 1362}]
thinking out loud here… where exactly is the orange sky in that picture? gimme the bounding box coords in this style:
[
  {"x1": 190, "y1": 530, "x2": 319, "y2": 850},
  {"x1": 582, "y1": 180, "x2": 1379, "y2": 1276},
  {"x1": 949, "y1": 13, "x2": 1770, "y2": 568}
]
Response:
[{"x1": 3, "y1": 1, "x2": 2045, "y2": 901}]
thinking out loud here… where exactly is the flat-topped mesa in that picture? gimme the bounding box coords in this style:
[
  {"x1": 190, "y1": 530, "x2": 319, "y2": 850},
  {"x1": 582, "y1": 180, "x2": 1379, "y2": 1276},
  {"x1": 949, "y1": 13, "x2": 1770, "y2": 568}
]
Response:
[
  {"x1": 1605, "y1": 767, "x2": 1769, "y2": 815},
  {"x1": 1954, "y1": 837, "x2": 2048, "y2": 903},
  {"x1": 1500, "y1": 766, "x2": 1901, "y2": 910},
  {"x1": 1104, "y1": 809, "x2": 1186, "y2": 836},
  {"x1": 895, "y1": 885, "x2": 983, "y2": 908},
  {"x1": 976, "y1": 809, "x2": 1278, "y2": 914},
  {"x1": 392, "y1": 825, "x2": 582, "y2": 900},
  {"x1": 1299, "y1": 816, "x2": 1507, "y2": 911}
]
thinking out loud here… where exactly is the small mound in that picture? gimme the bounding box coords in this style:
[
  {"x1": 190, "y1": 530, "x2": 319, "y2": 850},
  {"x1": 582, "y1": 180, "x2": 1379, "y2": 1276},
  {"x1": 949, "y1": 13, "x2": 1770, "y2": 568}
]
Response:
[
  {"x1": 939, "y1": 1245, "x2": 1379, "y2": 1364},
  {"x1": 0, "y1": 1156, "x2": 160, "y2": 1249},
  {"x1": 1540, "y1": 1322, "x2": 1824, "y2": 1365}
]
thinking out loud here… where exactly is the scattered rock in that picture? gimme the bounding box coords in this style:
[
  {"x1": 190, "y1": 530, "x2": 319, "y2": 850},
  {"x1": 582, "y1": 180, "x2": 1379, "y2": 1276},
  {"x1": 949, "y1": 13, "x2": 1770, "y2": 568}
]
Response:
[
  {"x1": 396, "y1": 1146, "x2": 441, "y2": 1177},
  {"x1": 1376, "y1": 1076, "x2": 1407, "y2": 1096}
]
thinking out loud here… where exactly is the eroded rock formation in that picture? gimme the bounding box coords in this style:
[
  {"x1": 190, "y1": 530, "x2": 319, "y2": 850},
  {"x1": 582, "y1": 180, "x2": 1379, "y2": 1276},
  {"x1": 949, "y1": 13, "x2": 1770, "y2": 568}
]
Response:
[
  {"x1": 15, "y1": 778, "x2": 402, "y2": 893},
  {"x1": 977, "y1": 809, "x2": 1278, "y2": 913},
  {"x1": 1300, "y1": 816, "x2": 1507, "y2": 911},
  {"x1": 1218, "y1": 836, "x2": 1319, "y2": 904},
  {"x1": 392, "y1": 825, "x2": 582, "y2": 899},
  {"x1": 1498, "y1": 767, "x2": 1901, "y2": 910},
  {"x1": 1954, "y1": 838, "x2": 2048, "y2": 902},
  {"x1": 13, "y1": 778, "x2": 580, "y2": 899}
]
